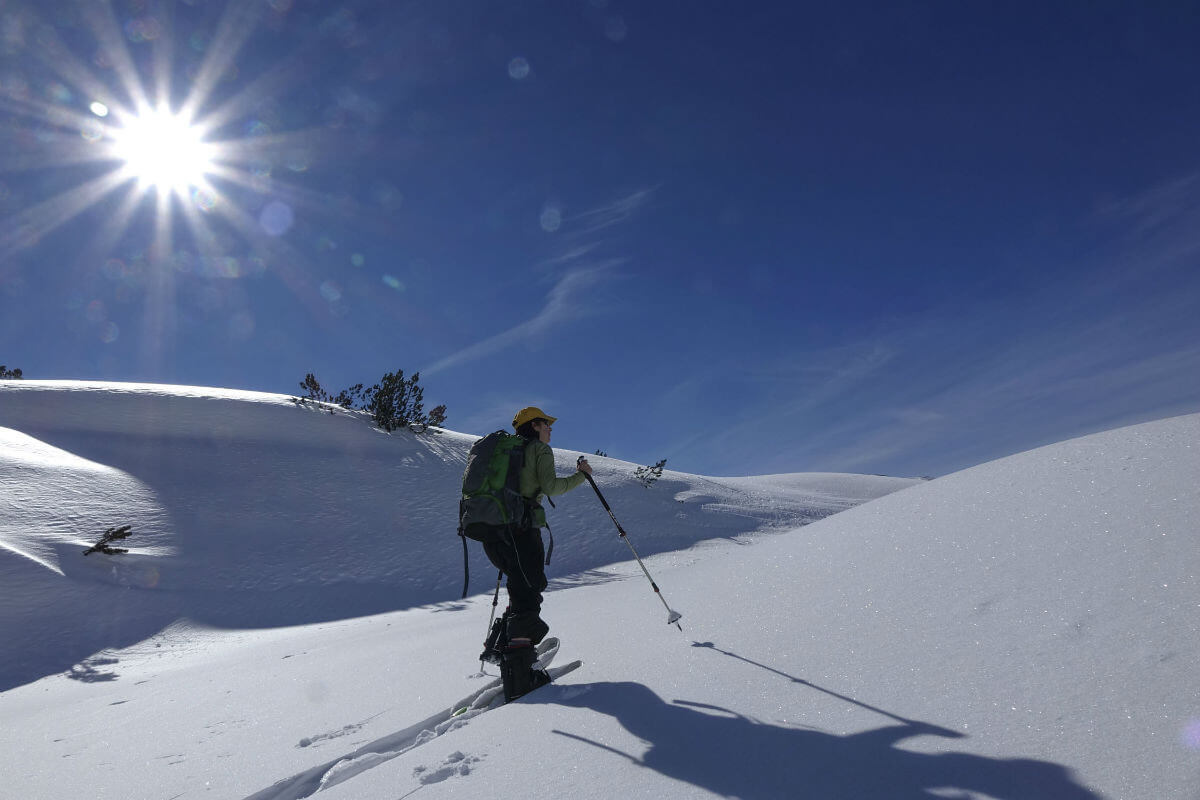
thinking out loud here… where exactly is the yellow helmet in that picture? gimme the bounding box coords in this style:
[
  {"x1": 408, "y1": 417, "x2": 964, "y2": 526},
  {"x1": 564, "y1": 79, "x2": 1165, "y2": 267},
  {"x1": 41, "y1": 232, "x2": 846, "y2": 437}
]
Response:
[{"x1": 513, "y1": 406, "x2": 557, "y2": 430}]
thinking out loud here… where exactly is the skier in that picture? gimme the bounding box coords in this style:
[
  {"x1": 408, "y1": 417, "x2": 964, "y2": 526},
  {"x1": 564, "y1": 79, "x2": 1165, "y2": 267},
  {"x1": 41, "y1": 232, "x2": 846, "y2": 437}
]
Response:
[{"x1": 483, "y1": 406, "x2": 592, "y2": 699}]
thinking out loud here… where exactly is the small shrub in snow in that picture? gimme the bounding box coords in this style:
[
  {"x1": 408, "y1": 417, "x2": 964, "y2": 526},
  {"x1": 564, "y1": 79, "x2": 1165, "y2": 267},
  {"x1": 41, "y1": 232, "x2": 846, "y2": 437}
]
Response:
[
  {"x1": 635, "y1": 458, "x2": 667, "y2": 488},
  {"x1": 291, "y1": 370, "x2": 446, "y2": 433},
  {"x1": 367, "y1": 369, "x2": 431, "y2": 432},
  {"x1": 293, "y1": 373, "x2": 369, "y2": 412},
  {"x1": 0, "y1": 365, "x2": 23, "y2": 379},
  {"x1": 82, "y1": 525, "x2": 132, "y2": 556}
]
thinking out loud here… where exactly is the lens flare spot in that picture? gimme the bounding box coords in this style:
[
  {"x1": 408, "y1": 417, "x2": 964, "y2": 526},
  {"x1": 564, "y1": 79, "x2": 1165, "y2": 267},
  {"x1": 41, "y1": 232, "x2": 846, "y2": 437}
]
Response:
[
  {"x1": 191, "y1": 187, "x2": 218, "y2": 212},
  {"x1": 229, "y1": 312, "x2": 255, "y2": 340},
  {"x1": 80, "y1": 120, "x2": 104, "y2": 141},
  {"x1": 124, "y1": 17, "x2": 164, "y2": 43},
  {"x1": 286, "y1": 152, "x2": 311, "y2": 172},
  {"x1": 141, "y1": 566, "x2": 161, "y2": 588},
  {"x1": 319, "y1": 281, "x2": 342, "y2": 302},
  {"x1": 1183, "y1": 719, "x2": 1200, "y2": 750},
  {"x1": 259, "y1": 201, "x2": 294, "y2": 236},
  {"x1": 48, "y1": 82, "x2": 73, "y2": 103},
  {"x1": 102, "y1": 258, "x2": 126, "y2": 280},
  {"x1": 89, "y1": 101, "x2": 109, "y2": 117},
  {"x1": 173, "y1": 251, "x2": 195, "y2": 275},
  {"x1": 85, "y1": 299, "x2": 106, "y2": 323},
  {"x1": 99, "y1": 322, "x2": 119, "y2": 343},
  {"x1": 382, "y1": 275, "x2": 405, "y2": 291},
  {"x1": 350, "y1": 253, "x2": 365, "y2": 267},
  {"x1": 215, "y1": 257, "x2": 241, "y2": 279},
  {"x1": 508, "y1": 57, "x2": 531, "y2": 80},
  {"x1": 540, "y1": 205, "x2": 562, "y2": 232}
]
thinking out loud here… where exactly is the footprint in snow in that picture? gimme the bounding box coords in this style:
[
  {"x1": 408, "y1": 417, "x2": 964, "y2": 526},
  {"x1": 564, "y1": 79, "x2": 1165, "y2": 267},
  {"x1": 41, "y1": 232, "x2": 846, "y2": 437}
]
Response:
[{"x1": 412, "y1": 751, "x2": 482, "y2": 785}]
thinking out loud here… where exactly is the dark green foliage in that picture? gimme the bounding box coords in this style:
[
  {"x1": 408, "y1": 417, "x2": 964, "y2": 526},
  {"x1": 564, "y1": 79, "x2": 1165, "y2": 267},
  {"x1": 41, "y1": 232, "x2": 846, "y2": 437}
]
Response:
[
  {"x1": 367, "y1": 369, "x2": 428, "y2": 432},
  {"x1": 428, "y1": 404, "x2": 447, "y2": 427},
  {"x1": 293, "y1": 373, "x2": 370, "y2": 414},
  {"x1": 291, "y1": 370, "x2": 447, "y2": 433},
  {"x1": 594, "y1": 449, "x2": 609, "y2": 457},
  {"x1": 0, "y1": 365, "x2": 23, "y2": 379},
  {"x1": 635, "y1": 458, "x2": 667, "y2": 488}
]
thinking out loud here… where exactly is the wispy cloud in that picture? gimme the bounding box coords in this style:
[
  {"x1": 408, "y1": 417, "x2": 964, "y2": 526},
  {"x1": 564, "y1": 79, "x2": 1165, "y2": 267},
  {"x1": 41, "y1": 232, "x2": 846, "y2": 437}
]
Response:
[
  {"x1": 535, "y1": 242, "x2": 602, "y2": 269},
  {"x1": 664, "y1": 179, "x2": 1200, "y2": 478},
  {"x1": 658, "y1": 341, "x2": 899, "y2": 474},
  {"x1": 452, "y1": 397, "x2": 554, "y2": 437},
  {"x1": 565, "y1": 186, "x2": 659, "y2": 237},
  {"x1": 425, "y1": 186, "x2": 656, "y2": 379},
  {"x1": 1098, "y1": 171, "x2": 1200, "y2": 254},
  {"x1": 422, "y1": 264, "x2": 617, "y2": 376}
]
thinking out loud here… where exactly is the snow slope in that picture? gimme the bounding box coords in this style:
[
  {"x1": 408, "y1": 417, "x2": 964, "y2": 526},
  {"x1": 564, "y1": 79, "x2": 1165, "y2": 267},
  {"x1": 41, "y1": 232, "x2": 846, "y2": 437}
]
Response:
[
  {"x1": 1, "y1": 381, "x2": 1196, "y2": 799},
  {"x1": 0, "y1": 380, "x2": 916, "y2": 692}
]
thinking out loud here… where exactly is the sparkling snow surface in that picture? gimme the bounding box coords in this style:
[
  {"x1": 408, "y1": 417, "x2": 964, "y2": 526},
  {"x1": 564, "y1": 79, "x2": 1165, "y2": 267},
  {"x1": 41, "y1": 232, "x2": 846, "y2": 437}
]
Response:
[{"x1": 1, "y1": 381, "x2": 1196, "y2": 799}]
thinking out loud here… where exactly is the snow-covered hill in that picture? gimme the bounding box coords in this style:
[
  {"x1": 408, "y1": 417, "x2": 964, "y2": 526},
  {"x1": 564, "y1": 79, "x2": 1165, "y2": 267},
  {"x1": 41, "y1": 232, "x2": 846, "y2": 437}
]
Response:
[
  {"x1": 1, "y1": 381, "x2": 1196, "y2": 799},
  {"x1": 0, "y1": 381, "x2": 916, "y2": 693}
]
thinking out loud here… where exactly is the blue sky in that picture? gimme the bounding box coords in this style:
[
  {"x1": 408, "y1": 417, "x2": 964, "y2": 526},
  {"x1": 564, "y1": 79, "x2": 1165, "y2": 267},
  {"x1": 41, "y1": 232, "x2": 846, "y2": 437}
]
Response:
[{"x1": 2, "y1": 1, "x2": 1198, "y2": 478}]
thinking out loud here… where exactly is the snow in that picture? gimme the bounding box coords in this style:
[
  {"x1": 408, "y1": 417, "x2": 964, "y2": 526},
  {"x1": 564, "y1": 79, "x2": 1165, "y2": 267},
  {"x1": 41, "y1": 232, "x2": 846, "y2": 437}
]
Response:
[{"x1": 1, "y1": 380, "x2": 1196, "y2": 799}]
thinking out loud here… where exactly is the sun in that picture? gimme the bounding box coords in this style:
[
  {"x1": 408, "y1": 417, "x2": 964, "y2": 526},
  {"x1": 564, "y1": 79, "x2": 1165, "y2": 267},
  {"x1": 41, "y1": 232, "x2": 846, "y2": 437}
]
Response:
[
  {"x1": 111, "y1": 106, "x2": 216, "y2": 194},
  {"x1": 0, "y1": 4, "x2": 331, "y2": 292}
]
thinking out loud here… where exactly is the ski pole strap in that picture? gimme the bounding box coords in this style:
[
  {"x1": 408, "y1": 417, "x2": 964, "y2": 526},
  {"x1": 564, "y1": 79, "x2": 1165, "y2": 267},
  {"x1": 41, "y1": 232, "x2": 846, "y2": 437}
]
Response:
[{"x1": 544, "y1": 522, "x2": 554, "y2": 565}]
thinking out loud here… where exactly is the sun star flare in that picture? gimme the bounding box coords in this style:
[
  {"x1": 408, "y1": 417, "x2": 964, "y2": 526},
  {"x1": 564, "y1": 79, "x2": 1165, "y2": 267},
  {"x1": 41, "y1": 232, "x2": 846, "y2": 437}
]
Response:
[{"x1": 111, "y1": 106, "x2": 216, "y2": 194}]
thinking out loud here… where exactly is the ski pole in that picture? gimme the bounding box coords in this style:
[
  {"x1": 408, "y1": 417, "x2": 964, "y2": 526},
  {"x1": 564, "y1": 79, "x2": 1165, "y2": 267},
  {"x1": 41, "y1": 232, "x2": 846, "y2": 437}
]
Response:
[
  {"x1": 480, "y1": 570, "x2": 503, "y2": 671},
  {"x1": 578, "y1": 457, "x2": 683, "y2": 631}
]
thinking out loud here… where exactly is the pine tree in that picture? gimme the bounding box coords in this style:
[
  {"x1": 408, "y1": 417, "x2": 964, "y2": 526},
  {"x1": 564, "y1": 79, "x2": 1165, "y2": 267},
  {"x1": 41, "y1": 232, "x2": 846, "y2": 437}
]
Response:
[
  {"x1": 635, "y1": 458, "x2": 667, "y2": 488},
  {"x1": 292, "y1": 370, "x2": 446, "y2": 433}
]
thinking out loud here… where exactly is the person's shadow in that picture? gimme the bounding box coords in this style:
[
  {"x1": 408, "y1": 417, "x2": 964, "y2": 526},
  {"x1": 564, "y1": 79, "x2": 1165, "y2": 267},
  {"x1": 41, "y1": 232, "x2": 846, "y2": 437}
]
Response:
[{"x1": 532, "y1": 641, "x2": 1105, "y2": 799}]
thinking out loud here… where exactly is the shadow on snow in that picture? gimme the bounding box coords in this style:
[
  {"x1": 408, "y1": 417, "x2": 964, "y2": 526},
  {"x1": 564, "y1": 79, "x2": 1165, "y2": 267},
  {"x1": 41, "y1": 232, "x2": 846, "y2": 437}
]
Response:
[{"x1": 537, "y1": 641, "x2": 1105, "y2": 800}]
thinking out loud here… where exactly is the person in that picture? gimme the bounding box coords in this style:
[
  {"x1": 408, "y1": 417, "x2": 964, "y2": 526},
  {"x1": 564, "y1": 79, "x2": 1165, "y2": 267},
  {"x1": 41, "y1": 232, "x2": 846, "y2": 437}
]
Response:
[{"x1": 482, "y1": 406, "x2": 592, "y2": 700}]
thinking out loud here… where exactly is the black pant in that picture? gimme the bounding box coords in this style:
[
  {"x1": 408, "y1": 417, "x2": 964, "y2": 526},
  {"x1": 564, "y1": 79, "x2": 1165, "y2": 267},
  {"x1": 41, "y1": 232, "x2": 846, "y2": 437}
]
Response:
[{"x1": 482, "y1": 527, "x2": 548, "y2": 641}]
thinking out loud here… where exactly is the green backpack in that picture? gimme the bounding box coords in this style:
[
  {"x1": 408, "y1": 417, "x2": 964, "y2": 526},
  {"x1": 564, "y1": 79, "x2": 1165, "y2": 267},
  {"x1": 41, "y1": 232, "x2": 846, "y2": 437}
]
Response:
[{"x1": 457, "y1": 431, "x2": 531, "y2": 595}]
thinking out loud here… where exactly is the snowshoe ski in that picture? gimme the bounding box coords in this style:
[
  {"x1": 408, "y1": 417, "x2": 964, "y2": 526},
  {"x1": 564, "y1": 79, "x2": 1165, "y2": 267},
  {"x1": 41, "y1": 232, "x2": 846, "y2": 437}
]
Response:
[{"x1": 454, "y1": 637, "x2": 561, "y2": 715}]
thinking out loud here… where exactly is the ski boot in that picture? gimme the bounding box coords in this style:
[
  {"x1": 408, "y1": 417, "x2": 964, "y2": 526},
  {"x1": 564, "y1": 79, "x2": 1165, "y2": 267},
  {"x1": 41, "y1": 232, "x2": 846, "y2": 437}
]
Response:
[{"x1": 501, "y1": 638, "x2": 552, "y2": 702}]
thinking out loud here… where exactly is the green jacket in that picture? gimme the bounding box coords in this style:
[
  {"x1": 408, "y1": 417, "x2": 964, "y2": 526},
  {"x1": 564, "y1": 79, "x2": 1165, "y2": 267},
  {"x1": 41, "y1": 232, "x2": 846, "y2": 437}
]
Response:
[{"x1": 519, "y1": 439, "x2": 587, "y2": 528}]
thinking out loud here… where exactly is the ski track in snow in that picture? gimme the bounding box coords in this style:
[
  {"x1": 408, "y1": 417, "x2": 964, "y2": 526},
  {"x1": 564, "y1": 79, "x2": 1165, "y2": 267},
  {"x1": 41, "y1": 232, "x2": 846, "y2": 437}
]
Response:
[
  {"x1": 297, "y1": 712, "x2": 385, "y2": 749},
  {"x1": 247, "y1": 660, "x2": 581, "y2": 800}
]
